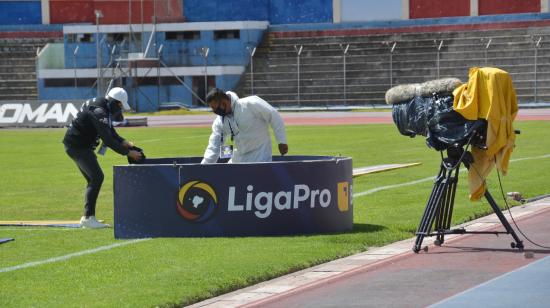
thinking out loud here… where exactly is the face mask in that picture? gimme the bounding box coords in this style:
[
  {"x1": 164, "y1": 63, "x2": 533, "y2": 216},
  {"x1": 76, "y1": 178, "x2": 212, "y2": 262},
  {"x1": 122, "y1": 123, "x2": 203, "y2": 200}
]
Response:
[
  {"x1": 213, "y1": 103, "x2": 227, "y2": 117},
  {"x1": 112, "y1": 110, "x2": 124, "y2": 122},
  {"x1": 108, "y1": 99, "x2": 124, "y2": 122}
]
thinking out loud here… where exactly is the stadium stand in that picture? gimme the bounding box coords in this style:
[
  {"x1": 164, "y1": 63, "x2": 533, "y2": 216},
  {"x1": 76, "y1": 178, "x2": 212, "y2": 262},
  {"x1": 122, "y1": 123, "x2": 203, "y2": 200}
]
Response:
[
  {"x1": 0, "y1": 36, "x2": 61, "y2": 100},
  {"x1": 236, "y1": 23, "x2": 550, "y2": 107}
]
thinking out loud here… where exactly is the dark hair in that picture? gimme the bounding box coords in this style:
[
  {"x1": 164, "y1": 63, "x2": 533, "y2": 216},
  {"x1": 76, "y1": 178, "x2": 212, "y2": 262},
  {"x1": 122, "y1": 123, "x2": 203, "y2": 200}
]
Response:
[{"x1": 205, "y1": 88, "x2": 228, "y2": 104}]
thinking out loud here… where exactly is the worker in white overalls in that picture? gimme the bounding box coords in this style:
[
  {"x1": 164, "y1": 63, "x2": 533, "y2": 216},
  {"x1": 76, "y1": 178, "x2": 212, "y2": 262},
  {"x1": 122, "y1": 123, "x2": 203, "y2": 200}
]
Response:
[{"x1": 201, "y1": 88, "x2": 288, "y2": 163}]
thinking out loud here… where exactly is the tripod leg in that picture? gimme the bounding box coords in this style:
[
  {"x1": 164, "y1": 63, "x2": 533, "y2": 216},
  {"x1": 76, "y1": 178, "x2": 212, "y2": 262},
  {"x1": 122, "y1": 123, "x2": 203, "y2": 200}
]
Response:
[
  {"x1": 436, "y1": 167, "x2": 460, "y2": 245},
  {"x1": 484, "y1": 190, "x2": 524, "y2": 250},
  {"x1": 434, "y1": 178, "x2": 449, "y2": 245},
  {"x1": 414, "y1": 166, "x2": 448, "y2": 253}
]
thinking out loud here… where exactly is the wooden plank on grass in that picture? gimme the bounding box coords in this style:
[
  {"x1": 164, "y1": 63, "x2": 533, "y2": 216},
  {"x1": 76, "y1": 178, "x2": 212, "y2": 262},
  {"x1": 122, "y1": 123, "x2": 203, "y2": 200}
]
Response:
[
  {"x1": 0, "y1": 220, "x2": 103, "y2": 228},
  {"x1": 0, "y1": 238, "x2": 15, "y2": 244},
  {"x1": 353, "y1": 162, "x2": 422, "y2": 178}
]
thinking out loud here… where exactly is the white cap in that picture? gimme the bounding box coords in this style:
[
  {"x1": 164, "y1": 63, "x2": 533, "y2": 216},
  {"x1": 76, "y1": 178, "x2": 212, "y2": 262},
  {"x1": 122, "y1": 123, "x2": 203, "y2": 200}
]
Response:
[{"x1": 106, "y1": 87, "x2": 130, "y2": 111}]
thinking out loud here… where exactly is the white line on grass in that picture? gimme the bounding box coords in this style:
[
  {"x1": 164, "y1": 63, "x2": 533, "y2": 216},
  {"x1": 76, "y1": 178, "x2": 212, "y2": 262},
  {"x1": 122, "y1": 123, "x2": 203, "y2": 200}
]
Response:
[
  {"x1": 509, "y1": 153, "x2": 550, "y2": 162},
  {"x1": 352, "y1": 153, "x2": 550, "y2": 198},
  {"x1": 353, "y1": 176, "x2": 434, "y2": 198},
  {"x1": 0, "y1": 238, "x2": 151, "y2": 274}
]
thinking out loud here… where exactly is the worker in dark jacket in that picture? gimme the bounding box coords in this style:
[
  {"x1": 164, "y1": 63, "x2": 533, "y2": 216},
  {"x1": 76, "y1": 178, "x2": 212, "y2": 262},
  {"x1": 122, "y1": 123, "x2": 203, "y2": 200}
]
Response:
[{"x1": 63, "y1": 87, "x2": 142, "y2": 228}]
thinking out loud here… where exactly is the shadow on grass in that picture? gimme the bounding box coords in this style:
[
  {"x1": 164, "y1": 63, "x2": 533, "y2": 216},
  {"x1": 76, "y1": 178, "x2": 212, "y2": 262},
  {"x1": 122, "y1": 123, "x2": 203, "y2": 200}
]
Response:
[{"x1": 350, "y1": 223, "x2": 386, "y2": 234}]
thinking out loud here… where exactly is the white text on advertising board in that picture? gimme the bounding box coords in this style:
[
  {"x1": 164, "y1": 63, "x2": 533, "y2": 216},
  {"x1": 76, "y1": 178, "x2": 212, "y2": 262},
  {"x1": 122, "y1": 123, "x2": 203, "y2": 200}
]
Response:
[
  {"x1": 0, "y1": 103, "x2": 79, "y2": 124},
  {"x1": 227, "y1": 183, "x2": 351, "y2": 219}
]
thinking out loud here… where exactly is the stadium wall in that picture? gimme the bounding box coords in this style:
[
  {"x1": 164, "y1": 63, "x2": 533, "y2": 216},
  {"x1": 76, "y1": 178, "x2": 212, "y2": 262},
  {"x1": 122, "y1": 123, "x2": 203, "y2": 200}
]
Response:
[
  {"x1": 0, "y1": 0, "x2": 42, "y2": 25},
  {"x1": 478, "y1": 0, "x2": 540, "y2": 15},
  {"x1": 409, "y1": 0, "x2": 470, "y2": 19},
  {"x1": 182, "y1": 0, "x2": 333, "y2": 24},
  {"x1": 2, "y1": 1, "x2": 550, "y2": 26},
  {"x1": 269, "y1": 12, "x2": 550, "y2": 35},
  {"x1": 47, "y1": 0, "x2": 184, "y2": 25}
]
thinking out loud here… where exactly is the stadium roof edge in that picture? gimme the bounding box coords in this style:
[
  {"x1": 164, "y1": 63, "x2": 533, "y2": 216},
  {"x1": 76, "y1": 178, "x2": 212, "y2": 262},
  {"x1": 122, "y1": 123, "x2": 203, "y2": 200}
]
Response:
[{"x1": 63, "y1": 21, "x2": 269, "y2": 34}]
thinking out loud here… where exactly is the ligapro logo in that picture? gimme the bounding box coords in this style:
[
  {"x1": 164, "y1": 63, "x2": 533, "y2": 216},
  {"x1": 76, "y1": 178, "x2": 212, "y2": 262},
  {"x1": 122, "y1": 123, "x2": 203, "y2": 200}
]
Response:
[
  {"x1": 177, "y1": 180, "x2": 351, "y2": 222},
  {"x1": 0, "y1": 103, "x2": 79, "y2": 124},
  {"x1": 176, "y1": 181, "x2": 219, "y2": 222}
]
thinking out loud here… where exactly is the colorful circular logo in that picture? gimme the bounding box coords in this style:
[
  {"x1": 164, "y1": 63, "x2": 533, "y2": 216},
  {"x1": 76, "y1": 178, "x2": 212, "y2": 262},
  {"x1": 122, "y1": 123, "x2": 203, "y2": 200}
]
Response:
[{"x1": 176, "y1": 181, "x2": 218, "y2": 223}]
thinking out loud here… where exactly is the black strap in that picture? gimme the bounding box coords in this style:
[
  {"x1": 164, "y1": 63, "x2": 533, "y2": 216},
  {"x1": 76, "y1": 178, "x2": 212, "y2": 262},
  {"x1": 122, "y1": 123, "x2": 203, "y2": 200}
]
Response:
[
  {"x1": 227, "y1": 120, "x2": 235, "y2": 142},
  {"x1": 220, "y1": 116, "x2": 236, "y2": 143}
]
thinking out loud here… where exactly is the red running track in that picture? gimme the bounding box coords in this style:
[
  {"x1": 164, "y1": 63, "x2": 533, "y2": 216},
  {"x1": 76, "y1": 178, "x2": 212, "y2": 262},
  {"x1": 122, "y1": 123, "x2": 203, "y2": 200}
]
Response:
[{"x1": 140, "y1": 109, "x2": 550, "y2": 128}]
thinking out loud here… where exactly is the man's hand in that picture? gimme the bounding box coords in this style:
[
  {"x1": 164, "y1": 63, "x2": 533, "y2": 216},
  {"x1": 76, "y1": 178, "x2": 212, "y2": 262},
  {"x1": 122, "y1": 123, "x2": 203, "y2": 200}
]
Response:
[
  {"x1": 122, "y1": 140, "x2": 134, "y2": 149},
  {"x1": 127, "y1": 150, "x2": 143, "y2": 161},
  {"x1": 278, "y1": 143, "x2": 288, "y2": 155}
]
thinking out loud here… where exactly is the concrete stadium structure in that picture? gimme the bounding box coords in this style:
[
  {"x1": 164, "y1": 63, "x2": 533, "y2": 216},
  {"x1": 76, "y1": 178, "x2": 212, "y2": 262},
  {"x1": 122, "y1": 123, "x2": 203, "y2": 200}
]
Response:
[{"x1": 2, "y1": 1, "x2": 550, "y2": 109}]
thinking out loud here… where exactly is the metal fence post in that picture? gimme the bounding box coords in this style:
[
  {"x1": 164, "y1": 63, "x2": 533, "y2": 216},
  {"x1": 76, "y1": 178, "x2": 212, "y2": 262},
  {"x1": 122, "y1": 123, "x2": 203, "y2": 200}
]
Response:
[
  {"x1": 294, "y1": 45, "x2": 303, "y2": 107},
  {"x1": 73, "y1": 46, "x2": 79, "y2": 89},
  {"x1": 383, "y1": 41, "x2": 397, "y2": 88},
  {"x1": 339, "y1": 44, "x2": 350, "y2": 105},
  {"x1": 158, "y1": 44, "x2": 163, "y2": 108},
  {"x1": 434, "y1": 40, "x2": 443, "y2": 79},
  {"x1": 199, "y1": 47, "x2": 210, "y2": 101},
  {"x1": 533, "y1": 36, "x2": 542, "y2": 103},
  {"x1": 95, "y1": 10, "x2": 103, "y2": 96},
  {"x1": 482, "y1": 38, "x2": 492, "y2": 66},
  {"x1": 246, "y1": 46, "x2": 256, "y2": 95}
]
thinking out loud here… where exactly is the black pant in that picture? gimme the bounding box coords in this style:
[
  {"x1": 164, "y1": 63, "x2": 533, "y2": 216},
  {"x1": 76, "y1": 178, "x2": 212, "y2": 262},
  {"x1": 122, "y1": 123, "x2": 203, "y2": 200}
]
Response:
[{"x1": 65, "y1": 145, "x2": 104, "y2": 217}]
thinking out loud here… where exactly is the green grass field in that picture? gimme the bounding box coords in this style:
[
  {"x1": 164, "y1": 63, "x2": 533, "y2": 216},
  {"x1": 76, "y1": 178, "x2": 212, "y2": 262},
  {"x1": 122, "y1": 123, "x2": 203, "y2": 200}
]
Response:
[{"x1": 1, "y1": 121, "x2": 549, "y2": 307}]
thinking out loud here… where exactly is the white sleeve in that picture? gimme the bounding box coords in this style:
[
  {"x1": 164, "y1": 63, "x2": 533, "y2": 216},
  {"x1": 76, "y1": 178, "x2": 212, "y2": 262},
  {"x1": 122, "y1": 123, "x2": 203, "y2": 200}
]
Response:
[
  {"x1": 201, "y1": 117, "x2": 224, "y2": 164},
  {"x1": 250, "y1": 97, "x2": 287, "y2": 144}
]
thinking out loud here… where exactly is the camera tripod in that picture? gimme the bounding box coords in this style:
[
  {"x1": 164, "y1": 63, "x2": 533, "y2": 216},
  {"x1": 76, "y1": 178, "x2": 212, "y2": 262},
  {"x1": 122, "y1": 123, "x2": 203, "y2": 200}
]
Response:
[{"x1": 413, "y1": 146, "x2": 524, "y2": 253}]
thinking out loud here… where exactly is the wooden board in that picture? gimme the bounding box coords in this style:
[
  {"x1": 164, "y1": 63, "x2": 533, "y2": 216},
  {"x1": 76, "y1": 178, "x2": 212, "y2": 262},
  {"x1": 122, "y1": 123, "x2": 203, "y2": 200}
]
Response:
[
  {"x1": 0, "y1": 220, "x2": 103, "y2": 228},
  {"x1": 352, "y1": 162, "x2": 422, "y2": 178},
  {"x1": 0, "y1": 238, "x2": 14, "y2": 244}
]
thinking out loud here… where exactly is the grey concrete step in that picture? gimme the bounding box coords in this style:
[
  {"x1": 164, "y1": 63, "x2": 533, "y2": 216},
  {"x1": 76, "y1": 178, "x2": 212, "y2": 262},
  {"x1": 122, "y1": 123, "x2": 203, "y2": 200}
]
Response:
[
  {"x1": 266, "y1": 28, "x2": 549, "y2": 46},
  {"x1": 258, "y1": 48, "x2": 550, "y2": 66},
  {"x1": 256, "y1": 57, "x2": 550, "y2": 74},
  {"x1": 0, "y1": 79, "x2": 36, "y2": 87},
  {"x1": 246, "y1": 69, "x2": 550, "y2": 83},
  {"x1": 0, "y1": 86, "x2": 37, "y2": 95},
  {"x1": 0, "y1": 72, "x2": 36, "y2": 80},
  {"x1": 0, "y1": 58, "x2": 35, "y2": 66},
  {"x1": 0, "y1": 38, "x2": 58, "y2": 44},
  {"x1": 0, "y1": 51, "x2": 37, "y2": 58},
  {"x1": 238, "y1": 25, "x2": 550, "y2": 107},
  {"x1": 0, "y1": 65, "x2": 35, "y2": 73},
  {"x1": 245, "y1": 78, "x2": 394, "y2": 89},
  {"x1": 262, "y1": 44, "x2": 547, "y2": 59},
  {"x1": 0, "y1": 93, "x2": 38, "y2": 100},
  {"x1": 0, "y1": 46, "x2": 39, "y2": 53},
  {"x1": 267, "y1": 39, "x2": 539, "y2": 54},
  {"x1": 266, "y1": 26, "x2": 550, "y2": 45},
  {"x1": 244, "y1": 83, "x2": 390, "y2": 94}
]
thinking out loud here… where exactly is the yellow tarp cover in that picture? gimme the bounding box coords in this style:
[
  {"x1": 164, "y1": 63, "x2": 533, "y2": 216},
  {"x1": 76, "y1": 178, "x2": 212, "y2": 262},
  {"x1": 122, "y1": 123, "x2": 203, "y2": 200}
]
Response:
[{"x1": 453, "y1": 67, "x2": 518, "y2": 200}]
